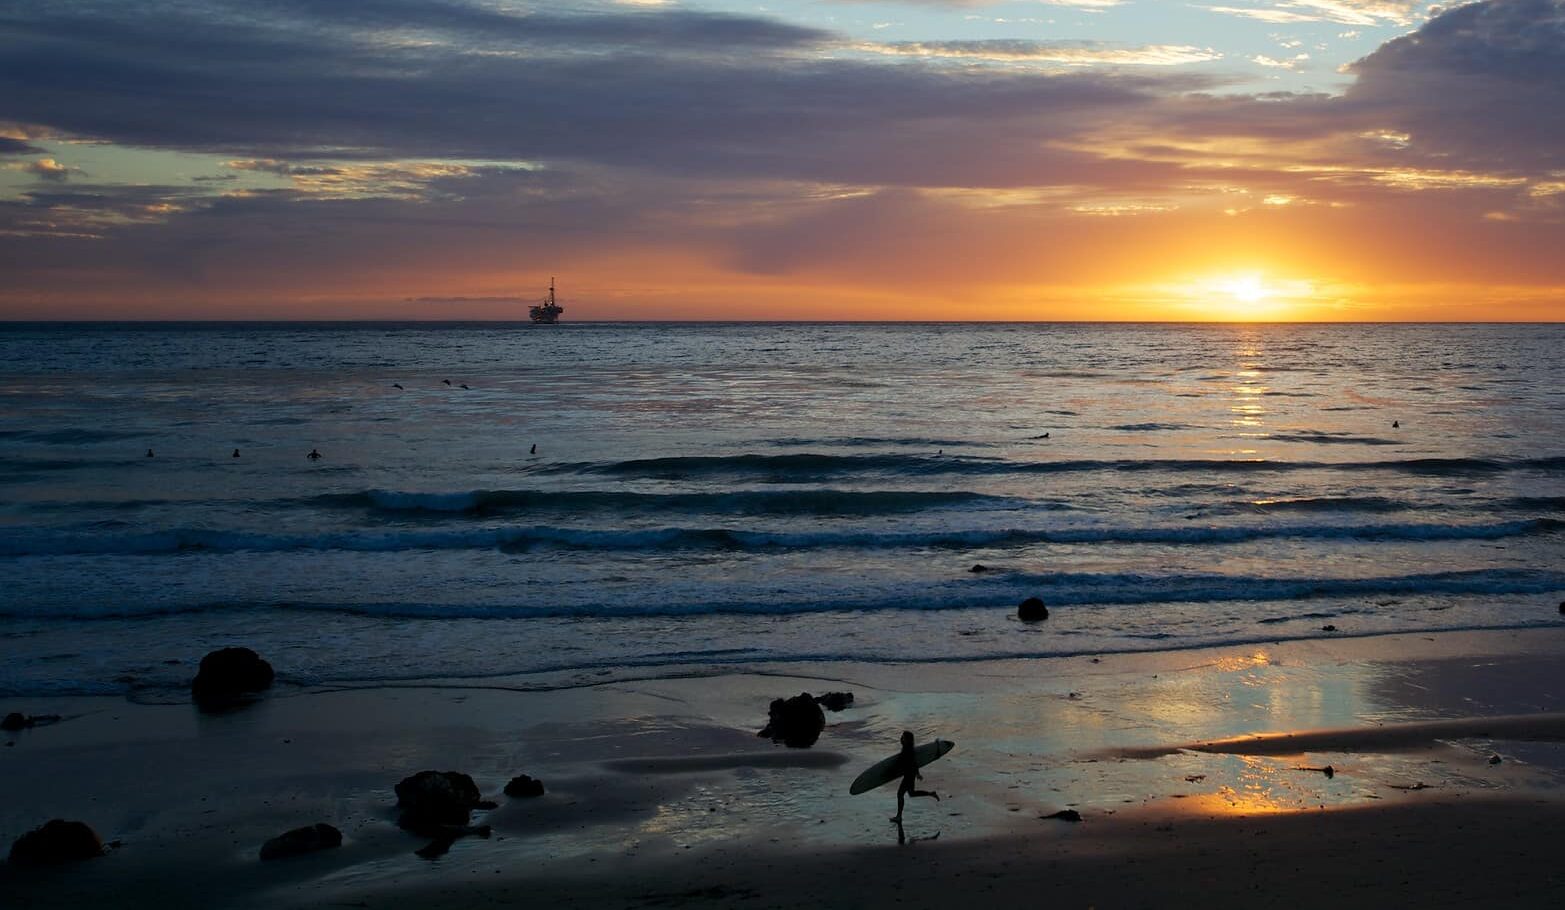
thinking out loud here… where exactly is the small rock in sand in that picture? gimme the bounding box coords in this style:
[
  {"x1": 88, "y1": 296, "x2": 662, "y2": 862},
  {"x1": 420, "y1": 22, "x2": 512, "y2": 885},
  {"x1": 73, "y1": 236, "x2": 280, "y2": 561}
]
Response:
[
  {"x1": 504, "y1": 774, "x2": 545, "y2": 798},
  {"x1": 8, "y1": 820, "x2": 104, "y2": 866},
  {"x1": 1017, "y1": 597, "x2": 1049, "y2": 621},
  {"x1": 758, "y1": 692, "x2": 825, "y2": 748},
  {"x1": 1041, "y1": 809, "x2": 1082, "y2": 822},
  {"x1": 190, "y1": 647, "x2": 275, "y2": 708},
  {"x1": 969, "y1": 564, "x2": 990, "y2": 573},
  {"x1": 1321, "y1": 624, "x2": 1338, "y2": 632},
  {"x1": 1489, "y1": 754, "x2": 1503, "y2": 765},
  {"x1": 259, "y1": 823, "x2": 342, "y2": 861},
  {"x1": 814, "y1": 692, "x2": 854, "y2": 712}
]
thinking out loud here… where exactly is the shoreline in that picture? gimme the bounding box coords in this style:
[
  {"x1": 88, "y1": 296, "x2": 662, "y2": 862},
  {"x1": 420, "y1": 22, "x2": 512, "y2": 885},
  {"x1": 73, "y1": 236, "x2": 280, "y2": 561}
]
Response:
[
  {"x1": 5, "y1": 626, "x2": 1565, "y2": 907},
  {"x1": 35, "y1": 612, "x2": 1559, "y2": 708}
]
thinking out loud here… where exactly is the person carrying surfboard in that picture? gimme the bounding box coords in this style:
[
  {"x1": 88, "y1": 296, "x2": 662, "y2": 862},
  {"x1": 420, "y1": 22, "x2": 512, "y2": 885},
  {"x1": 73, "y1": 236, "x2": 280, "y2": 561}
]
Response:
[{"x1": 891, "y1": 730, "x2": 940, "y2": 822}]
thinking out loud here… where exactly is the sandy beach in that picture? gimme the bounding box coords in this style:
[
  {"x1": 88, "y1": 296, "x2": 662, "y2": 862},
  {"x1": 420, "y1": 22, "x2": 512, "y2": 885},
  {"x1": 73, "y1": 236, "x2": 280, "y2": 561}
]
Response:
[{"x1": 5, "y1": 626, "x2": 1565, "y2": 907}]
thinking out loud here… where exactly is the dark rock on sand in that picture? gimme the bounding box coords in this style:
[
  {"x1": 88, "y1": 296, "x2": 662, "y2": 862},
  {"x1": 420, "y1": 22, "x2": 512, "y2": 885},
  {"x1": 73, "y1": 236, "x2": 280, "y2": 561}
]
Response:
[
  {"x1": 1321, "y1": 624, "x2": 1338, "y2": 632},
  {"x1": 191, "y1": 647, "x2": 275, "y2": 706},
  {"x1": 1, "y1": 712, "x2": 62, "y2": 732},
  {"x1": 814, "y1": 692, "x2": 854, "y2": 712},
  {"x1": 395, "y1": 770, "x2": 495, "y2": 833},
  {"x1": 969, "y1": 564, "x2": 990, "y2": 573},
  {"x1": 1041, "y1": 809, "x2": 1082, "y2": 822},
  {"x1": 758, "y1": 692, "x2": 826, "y2": 748},
  {"x1": 504, "y1": 774, "x2": 545, "y2": 798},
  {"x1": 8, "y1": 820, "x2": 104, "y2": 865},
  {"x1": 1017, "y1": 597, "x2": 1049, "y2": 621},
  {"x1": 259, "y1": 823, "x2": 342, "y2": 861}
]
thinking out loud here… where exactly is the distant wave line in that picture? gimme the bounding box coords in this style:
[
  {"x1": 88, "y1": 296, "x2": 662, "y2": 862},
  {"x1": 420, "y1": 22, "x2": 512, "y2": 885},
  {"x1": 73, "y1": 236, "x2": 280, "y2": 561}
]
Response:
[
  {"x1": 3, "y1": 568, "x2": 1560, "y2": 621},
  {"x1": 0, "y1": 517, "x2": 1558, "y2": 558},
  {"x1": 542, "y1": 452, "x2": 1565, "y2": 479}
]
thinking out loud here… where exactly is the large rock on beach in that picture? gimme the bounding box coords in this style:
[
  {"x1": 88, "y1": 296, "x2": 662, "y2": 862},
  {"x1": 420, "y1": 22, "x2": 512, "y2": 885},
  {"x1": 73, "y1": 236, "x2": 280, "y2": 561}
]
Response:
[
  {"x1": 1017, "y1": 597, "x2": 1049, "y2": 621},
  {"x1": 190, "y1": 647, "x2": 275, "y2": 706},
  {"x1": 504, "y1": 774, "x2": 545, "y2": 798},
  {"x1": 8, "y1": 820, "x2": 104, "y2": 866},
  {"x1": 395, "y1": 770, "x2": 494, "y2": 833},
  {"x1": 758, "y1": 692, "x2": 826, "y2": 748},
  {"x1": 259, "y1": 823, "x2": 342, "y2": 861}
]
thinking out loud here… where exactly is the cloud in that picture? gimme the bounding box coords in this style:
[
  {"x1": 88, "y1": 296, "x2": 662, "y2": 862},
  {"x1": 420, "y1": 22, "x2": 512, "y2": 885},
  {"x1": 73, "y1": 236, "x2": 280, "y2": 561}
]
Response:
[
  {"x1": 1205, "y1": 6, "x2": 1330, "y2": 23},
  {"x1": 5, "y1": 155, "x2": 82, "y2": 183},
  {"x1": 223, "y1": 158, "x2": 511, "y2": 197},
  {"x1": 862, "y1": 41, "x2": 1223, "y2": 66},
  {"x1": 0, "y1": 136, "x2": 43, "y2": 155},
  {"x1": 0, "y1": 0, "x2": 1230, "y2": 190},
  {"x1": 1344, "y1": 0, "x2": 1565, "y2": 170},
  {"x1": 0, "y1": 181, "x2": 207, "y2": 239},
  {"x1": 1206, "y1": 2, "x2": 1430, "y2": 24},
  {"x1": 22, "y1": 158, "x2": 74, "y2": 181}
]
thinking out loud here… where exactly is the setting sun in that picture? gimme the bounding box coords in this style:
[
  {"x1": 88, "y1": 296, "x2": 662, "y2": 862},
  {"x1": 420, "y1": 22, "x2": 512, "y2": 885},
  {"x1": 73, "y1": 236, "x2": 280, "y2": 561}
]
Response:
[
  {"x1": 1218, "y1": 274, "x2": 1272, "y2": 305},
  {"x1": 1123, "y1": 271, "x2": 1327, "y2": 321},
  {"x1": 1205, "y1": 273, "x2": 1292, "y2": 320}
]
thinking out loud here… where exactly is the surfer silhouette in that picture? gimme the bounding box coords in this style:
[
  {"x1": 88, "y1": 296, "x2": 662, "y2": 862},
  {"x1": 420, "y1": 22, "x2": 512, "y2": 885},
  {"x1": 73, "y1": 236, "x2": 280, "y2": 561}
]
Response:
[{"x1": 891, "y1": 730, "x2": 939, "y2": 822}]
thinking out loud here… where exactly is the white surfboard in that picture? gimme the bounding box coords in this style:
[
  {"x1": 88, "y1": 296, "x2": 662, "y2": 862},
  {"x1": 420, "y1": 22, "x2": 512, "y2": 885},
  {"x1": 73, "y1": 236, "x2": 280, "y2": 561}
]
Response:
[{"x1": 849, "y1": 739, "x2": 955, "y2": 795}]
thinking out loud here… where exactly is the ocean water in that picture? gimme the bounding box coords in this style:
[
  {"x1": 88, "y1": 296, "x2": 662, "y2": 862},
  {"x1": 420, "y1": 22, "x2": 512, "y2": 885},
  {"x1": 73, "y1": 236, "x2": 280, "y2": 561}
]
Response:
[{"x1": 1, "y1": 322, "x2": 1562, "y2": 697}]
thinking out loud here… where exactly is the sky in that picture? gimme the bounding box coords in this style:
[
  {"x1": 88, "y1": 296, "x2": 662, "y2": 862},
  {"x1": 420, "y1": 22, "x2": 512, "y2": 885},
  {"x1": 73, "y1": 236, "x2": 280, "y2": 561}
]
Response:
[{"x1": 1, "y1": 0, "x2": 1562, "y2": 321}]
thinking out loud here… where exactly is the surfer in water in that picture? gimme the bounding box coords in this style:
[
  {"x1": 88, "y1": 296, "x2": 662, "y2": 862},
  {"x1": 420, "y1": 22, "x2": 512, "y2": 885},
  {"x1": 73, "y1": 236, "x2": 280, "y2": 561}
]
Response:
[{"x1": 891, "y1": 730, "x2": 939, "y2": 822}]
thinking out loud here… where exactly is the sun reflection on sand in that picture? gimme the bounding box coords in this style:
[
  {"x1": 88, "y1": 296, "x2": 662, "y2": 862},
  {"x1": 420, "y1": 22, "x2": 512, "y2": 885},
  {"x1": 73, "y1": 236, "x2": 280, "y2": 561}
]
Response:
[
  {"x1": 1169, "y1": 754, "x2": 1341, "y2": 818},
  {"x1": 1209, "y1": 651, "x2": 1273, "y2": 674}
]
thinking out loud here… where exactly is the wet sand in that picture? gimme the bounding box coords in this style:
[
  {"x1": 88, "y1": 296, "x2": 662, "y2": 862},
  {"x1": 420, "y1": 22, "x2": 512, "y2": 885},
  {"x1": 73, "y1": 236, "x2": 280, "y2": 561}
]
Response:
[{"x1": 4, "y1": 627, "x2": 1565, "y2": 907}]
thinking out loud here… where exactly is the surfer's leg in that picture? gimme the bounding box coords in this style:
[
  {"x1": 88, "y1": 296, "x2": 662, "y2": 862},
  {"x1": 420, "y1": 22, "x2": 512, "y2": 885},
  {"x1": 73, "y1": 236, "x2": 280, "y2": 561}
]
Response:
[
  {"x1": 891, "y1": 783, "x2": 908, "y2": 822},
  {"x1": 910, "y1": 789, "x2": 941, "y2": 801}
]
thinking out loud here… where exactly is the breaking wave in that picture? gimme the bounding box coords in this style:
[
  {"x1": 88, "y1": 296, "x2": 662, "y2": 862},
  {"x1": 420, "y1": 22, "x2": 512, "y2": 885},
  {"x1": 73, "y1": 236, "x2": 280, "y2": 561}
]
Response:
[{"x1": 2, "y1": 518, "x2": 1558, "y2": 557}]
